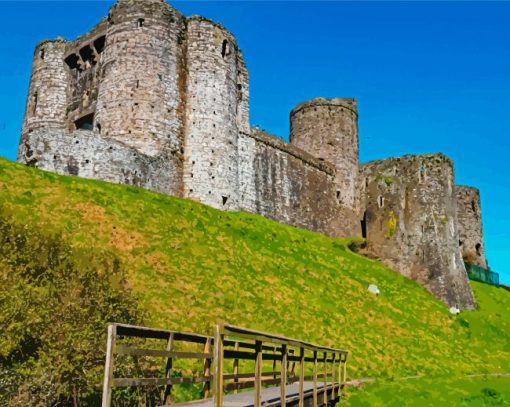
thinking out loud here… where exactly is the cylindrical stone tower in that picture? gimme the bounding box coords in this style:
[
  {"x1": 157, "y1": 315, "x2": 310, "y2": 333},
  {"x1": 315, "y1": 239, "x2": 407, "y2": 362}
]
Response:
[
  {"x1": 290, "y1": 98, "x2": 359, "y2": 211},
  {"x1": 456, "y1": 186, "x2": 487, "y2": 268},
  {"x1": 19, "y1": 39, "x2": 69, "y2": 159},
  {"x1": 95, "y1": 0, "x2": 186, "y2": 160},
  {"x1": 182, "y1": 17, "x2": 245, "y2": 210}
]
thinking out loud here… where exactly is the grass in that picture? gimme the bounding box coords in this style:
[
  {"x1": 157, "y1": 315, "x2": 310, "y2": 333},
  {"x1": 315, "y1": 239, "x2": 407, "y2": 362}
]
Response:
[
  {"x1": 346, "y1": 376, "x2": 510, "y2": 406},
  {"x1": 1, "y1": 156, "x2": 510, "y2": 383}
]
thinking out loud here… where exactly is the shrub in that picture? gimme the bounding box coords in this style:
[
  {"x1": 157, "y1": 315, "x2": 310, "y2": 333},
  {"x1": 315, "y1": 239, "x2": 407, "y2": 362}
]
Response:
[{"x1": 0, "y1": 211, "x2": 143, "y2": 406}]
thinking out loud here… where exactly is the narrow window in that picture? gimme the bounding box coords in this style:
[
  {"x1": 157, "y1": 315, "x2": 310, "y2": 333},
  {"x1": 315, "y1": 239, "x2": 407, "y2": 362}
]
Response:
[
  {"x1": 471, "y1": 200, "x2": 476, "y2": 213},
  {"x1": 221, "y1": 40, "x2": 228, "y2": 58},
  {"x1": 39, "y1": 48, "x2": 45, "y2": 60},
  {"x1": 32, "y1": 92, "x2": 38, "y2": 114},
  {"x1": 361, "y1": 211, "x2": 367, "y2": 239},
  {"x1": 222, "y1": 196, "x2": 228, "y2": 206},
  {"x1": 459, "y1": 240, "x2": 463, "y2": 247},
  {"x1": 378, "y1": 195, "x2": 384, "y2": 208},
  {"x1": 475, "y1": 243, "x2": 482, "y2": 256},
  {"x1": 136, "y1": 80, "x2": 139, "y2": 88},
  {"x1": 137, "y1": 18, "x2": 145, "y2": 28},
  {"x1": 96, "y1": 122, "x2": 102, "y2": 133}
]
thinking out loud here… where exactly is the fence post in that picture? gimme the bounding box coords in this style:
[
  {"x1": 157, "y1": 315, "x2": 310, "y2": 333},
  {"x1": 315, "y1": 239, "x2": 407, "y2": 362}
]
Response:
[
  {"x1": 163, "y1": 332, "x2": 175, "y2": 404},
  {"x1": 322, "y1": 352, "x2": 328, "y2": 406},
  {"x1": 298, "y1": 347, "x2": 305, "y2": 407},
  {"x1": 202, "y1": 337, "x2": 212, "y2": 399},
  {"x1": 233, "y1": 341, "x2": 239, "y2": 394},
  {"x1": 213, "y1": 323, "x2": 224, "y2": 407},
  {"x1": 330, "y1": 354, "x2": 336, "y2": 402},
  {"x1": 280, "y1": 344, "x2": 287, "y2": 407},
  {"x1": 101, "y1": 324, "x2": 116, "y2": 407},
  {"x1": 312, "y1": 350, "x2": 318, "y2": 407},
  {"x1": 254, "y1": 340, "x2": 263, "y2": 407}
]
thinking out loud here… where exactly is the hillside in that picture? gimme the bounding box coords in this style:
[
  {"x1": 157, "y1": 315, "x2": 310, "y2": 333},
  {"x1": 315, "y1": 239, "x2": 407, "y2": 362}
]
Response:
[{"x1": 1, "y1": 156, "x2": 510, "y2": 386}]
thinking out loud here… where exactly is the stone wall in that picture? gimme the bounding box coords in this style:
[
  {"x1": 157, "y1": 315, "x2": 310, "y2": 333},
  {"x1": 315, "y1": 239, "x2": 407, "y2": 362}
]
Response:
[
  {"x1": 239, "y1": 129, "x2": 345, "y2": 236},
  {"x1": 360, "y1": 154, "x2": 476, "y2": 309},
  {"x1": 20, "y1": 128, "x2": 176, "y2": 194},
  {"x1": 456, "y1": 186, "x2": 487, "y2": 268}
]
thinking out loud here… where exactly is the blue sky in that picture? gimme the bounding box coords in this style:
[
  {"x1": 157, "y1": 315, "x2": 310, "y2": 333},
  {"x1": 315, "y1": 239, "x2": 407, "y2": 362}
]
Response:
[{"x1": 0, "y1": 1, "x2": 508, "y2": 284}]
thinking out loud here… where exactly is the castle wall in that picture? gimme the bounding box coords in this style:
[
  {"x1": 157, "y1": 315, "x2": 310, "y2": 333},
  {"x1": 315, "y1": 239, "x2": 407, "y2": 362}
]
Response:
[
  {"x1": 239, "y1": 129, "x2": 344, "y2": 236},
  {"x1": 95, "y1": 0, "x2": 186, "y2": 196},
  {"x1": 456, "y1": 186, "x2": 487, "y2": 268},
  {"x1": 19, "y1": 39, "x2": 69, "y2": 160},
  {"x1": 182, "y1": 17, "x2": 246, "y2": 210},
  {"x1": 360, "y1": 154, "x2": 476, "y2": 309},
  {"x1": 21, "y1": 129, "x2": 176, "y2": 194}
]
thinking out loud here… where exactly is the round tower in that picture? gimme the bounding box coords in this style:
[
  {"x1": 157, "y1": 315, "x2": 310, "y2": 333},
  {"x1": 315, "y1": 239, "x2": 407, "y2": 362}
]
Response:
[
  {"x1": 20, "y1": 39, "x2": 69, "y2": 148},
  {"x1": 95, "y1": 0, "x2": 186, "y2": 160},
  {"x1": 182, "y1": 17, "x2": 244, "y2": 211},
  {"x1": 290, "y1": 98, "x2": 358, "y2": 211}
]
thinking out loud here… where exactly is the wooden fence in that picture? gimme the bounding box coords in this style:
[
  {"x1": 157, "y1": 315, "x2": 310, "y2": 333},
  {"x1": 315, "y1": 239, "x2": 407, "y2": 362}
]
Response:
[{"x1": 101, "y1": 322, "x2": 348, "y2": 407}]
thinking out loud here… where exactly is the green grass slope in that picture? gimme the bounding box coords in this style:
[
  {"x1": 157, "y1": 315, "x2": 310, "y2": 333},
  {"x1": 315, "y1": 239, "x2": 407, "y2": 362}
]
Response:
[{"x1": 1, "y1": 156, "x2": 510, "y2": 380}]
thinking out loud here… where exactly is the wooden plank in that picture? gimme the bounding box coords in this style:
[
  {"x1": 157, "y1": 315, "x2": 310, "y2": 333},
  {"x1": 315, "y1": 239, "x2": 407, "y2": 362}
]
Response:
[
  {"x1": 101, "y1": 324, "x2": 116, "y2": 407},
  {"x1": 225, "y1": 377, "x2": 281, "y2": 392},
  {"x1": 223, "y1": 324, "x2": 349, "y2": 354},
  {"x1": 298, "y1": 347, "x2": 304, "y2": 407},
  {"x1": 113, "y1": 376, "x2": 210, "y2": 387},
  {"x1": 213, "y1": 324, "x2": 224, "y2": 407},
  {"x1": 115, "y1": 323, "x2": 211, "y2": 344},
  {"x1": 115, "y1": 345, "x2": 211, "y2": 359},
  {"x1": 254, "y1": 340, "x2": 263, "y2": 407}
]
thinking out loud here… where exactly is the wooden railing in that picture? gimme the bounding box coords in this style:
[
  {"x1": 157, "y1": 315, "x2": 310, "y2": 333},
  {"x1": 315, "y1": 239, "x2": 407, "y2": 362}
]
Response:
[
  {"x1": 101, "y1": 322, "x2": 348, "y2": 407},
  {"x1": 214, "y1": 323, "x2": 349, "y2": 407}
]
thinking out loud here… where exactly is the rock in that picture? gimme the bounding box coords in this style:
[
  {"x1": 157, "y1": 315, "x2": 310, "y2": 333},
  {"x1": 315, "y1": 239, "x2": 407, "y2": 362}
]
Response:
[
  {"x1": 449, "y1": 306, "x2": 461, "y2": 315},
  {"x1": 368, "y1": 284, "x2": 380, "y2": 295}
]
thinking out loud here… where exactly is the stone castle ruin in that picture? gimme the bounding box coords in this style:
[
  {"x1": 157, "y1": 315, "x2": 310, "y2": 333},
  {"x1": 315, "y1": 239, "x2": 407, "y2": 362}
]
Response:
[{"x1": 18, "y1": 0, "x2": 487, "y2": 310}]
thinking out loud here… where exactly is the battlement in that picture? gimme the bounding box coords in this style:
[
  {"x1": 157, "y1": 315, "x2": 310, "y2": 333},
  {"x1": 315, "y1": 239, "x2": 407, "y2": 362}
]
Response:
[{"x1": 18, "y1": 0, "x2": 481, "y2": 309}]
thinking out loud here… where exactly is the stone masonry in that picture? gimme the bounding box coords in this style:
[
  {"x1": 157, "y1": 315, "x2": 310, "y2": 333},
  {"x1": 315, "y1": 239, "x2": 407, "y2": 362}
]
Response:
[{"x1": 18, "y1": 0, "x2": 486, "y2": 309}]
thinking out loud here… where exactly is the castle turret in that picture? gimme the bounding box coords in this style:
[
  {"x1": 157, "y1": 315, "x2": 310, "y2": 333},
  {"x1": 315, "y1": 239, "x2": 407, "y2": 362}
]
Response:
[
  {"x1": 182, "y1": 17, "x2": 247, "y2": 210},
  {"x1": 360, "y1": 154, "x2": 476, "y2": 310},
  {"x1": 19, "y1": 39, "x2": 69, "y2": 161},
  {"x1": 456, "y1": 186, "x2": 487, "y2": 268},
  {"x1": 290, "y1": 98, "x2": 359, "y2": 211},
  {"x1": 95, "y1": 0, "x2": 186, "y2": 167}
]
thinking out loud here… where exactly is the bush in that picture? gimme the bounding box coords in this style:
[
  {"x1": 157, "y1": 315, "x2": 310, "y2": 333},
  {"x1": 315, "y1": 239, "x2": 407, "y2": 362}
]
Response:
[{"x1": 0, "y1": 211, "x2": 143, "y2": 406}]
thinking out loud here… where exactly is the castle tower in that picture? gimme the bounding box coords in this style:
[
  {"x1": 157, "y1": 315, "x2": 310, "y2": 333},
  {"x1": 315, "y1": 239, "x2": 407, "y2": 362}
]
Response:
[
  {"x1": 95, "y1": 0, "x2": 187, "y2": 191},
  {"x1": 182, "y1": 17, "x2": 248, "y2": 210},
  {"x1": 19, "y1": 39, "x2": 69, "y2": 161},
  {"x1": 456, "y1": 186, "x2": 487, "y2": 268},
  {"x1": 290, "y1": 98, "x2": 359, "y2": 211},
  {"x1": 360, "y1": 154, "x2": 476, "y2": 310}
]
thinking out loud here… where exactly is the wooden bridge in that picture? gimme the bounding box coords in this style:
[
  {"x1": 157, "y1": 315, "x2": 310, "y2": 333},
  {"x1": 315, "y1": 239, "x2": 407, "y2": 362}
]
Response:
[{"x1": 102, "y1": 323, "x2": 349, "y2": 407}]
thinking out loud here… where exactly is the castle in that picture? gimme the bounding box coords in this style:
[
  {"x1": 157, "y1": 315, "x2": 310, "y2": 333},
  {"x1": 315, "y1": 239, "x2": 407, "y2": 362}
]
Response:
[{"x1": 18, "y1": 0, "x2": 487, "y2": 310}]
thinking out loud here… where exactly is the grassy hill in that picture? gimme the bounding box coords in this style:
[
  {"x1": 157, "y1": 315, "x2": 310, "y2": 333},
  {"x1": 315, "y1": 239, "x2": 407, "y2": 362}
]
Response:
[{"x1": 1, "y1": 156, "x2": 510, "y2": 400}]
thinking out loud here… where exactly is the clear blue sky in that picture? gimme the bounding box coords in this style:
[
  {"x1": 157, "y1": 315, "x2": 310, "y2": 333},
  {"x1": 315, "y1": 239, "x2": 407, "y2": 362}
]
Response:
[{"x1": 0, "y1": 1, "x2": 508, "y2": 284}]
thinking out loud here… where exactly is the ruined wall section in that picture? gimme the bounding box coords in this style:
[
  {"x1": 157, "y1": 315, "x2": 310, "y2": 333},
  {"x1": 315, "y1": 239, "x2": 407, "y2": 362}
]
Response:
[
  {"x1": 95, "y1": 0, "x2": 187, "y2": 195},
  {"x1": 19, "y1": 39, "x2": 69, "y2": 161},
  {"x1": 22, "y1": 129, "x2": 176, "y2": 194},
  {"x1": 239, "y1": 129, "x2": 345, "y2": 236},
  {"x1": 456, "y1": 186, "x2": 487, "y2": 268},
  {"x1": 360, "y1": 154, "x2": 476, "y2": 309},
  {"x1": 183, "y1": 17, "x2": 244, "y2": 210},
  {"x1": 63, "y1": 20, "x2": 107, "y2": 131}
]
